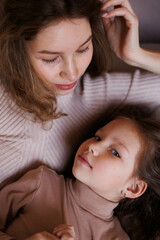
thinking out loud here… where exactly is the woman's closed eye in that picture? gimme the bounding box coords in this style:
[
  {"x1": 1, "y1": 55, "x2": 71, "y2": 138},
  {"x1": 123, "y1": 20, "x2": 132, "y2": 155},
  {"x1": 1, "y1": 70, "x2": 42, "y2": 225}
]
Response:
[
  {"x1": 77, "y1": 46, "x2": 89, "y2": 54},
  {"x1": 42, "y1": 56, "x2": 60, "y2": 64},
  {"x1": 111, "y1": 149, "x2": 120, "y2": 158},
  {"x1": 41, "y1": 46, "x2": 89, "y2": 64}
]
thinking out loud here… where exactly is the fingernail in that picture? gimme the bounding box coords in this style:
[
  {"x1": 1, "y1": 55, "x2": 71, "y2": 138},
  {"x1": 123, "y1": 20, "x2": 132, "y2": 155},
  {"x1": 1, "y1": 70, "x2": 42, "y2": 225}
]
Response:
[{"x1": 102, "y1": 12, "x2": 108, "y2": 17}]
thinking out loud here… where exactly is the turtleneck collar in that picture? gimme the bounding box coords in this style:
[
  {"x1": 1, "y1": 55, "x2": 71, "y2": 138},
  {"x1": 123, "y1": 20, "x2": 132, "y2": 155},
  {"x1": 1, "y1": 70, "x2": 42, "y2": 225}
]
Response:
[{"x1": 68, "y1": 179, "x2": 119, "y2": 221}]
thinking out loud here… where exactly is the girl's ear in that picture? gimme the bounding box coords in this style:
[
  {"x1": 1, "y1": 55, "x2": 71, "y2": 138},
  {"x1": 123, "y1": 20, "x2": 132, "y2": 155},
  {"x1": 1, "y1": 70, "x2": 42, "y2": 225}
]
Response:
[{"x1": 126, "y1": 179, "x2": 148, "y2": 199}]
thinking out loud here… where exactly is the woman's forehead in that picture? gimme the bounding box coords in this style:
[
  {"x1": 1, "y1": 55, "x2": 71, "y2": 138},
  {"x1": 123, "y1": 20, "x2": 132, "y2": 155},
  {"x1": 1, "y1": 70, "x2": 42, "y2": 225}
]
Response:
[{"x1": 31, "y1": 18, "x2": 92, "y2": 51}]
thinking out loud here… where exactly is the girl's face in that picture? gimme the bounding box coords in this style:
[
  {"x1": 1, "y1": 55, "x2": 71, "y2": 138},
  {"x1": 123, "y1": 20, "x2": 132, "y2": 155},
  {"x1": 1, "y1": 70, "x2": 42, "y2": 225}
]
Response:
[
  {"x1": 73, "y1": 118, "x2": 145, "y2": 202},
  {"x1": 26, "y1": 18, "x2": 93, "y2": 95}
]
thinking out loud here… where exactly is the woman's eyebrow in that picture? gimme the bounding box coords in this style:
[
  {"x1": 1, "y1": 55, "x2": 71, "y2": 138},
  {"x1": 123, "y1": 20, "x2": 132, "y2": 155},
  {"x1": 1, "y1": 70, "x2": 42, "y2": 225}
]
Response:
[
  {"x1": 78, "y1": 35, "x2": 92, "y2": 48},
  {"x1": 37, "y1": 35, "x2": 92, "y2": 55}
]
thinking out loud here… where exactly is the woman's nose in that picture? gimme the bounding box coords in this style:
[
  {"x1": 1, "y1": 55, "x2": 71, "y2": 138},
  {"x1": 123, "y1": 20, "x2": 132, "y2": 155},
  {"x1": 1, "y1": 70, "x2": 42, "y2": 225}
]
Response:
[{"x1": 60, "y1": 59, "x2": 78, "y2": 82}]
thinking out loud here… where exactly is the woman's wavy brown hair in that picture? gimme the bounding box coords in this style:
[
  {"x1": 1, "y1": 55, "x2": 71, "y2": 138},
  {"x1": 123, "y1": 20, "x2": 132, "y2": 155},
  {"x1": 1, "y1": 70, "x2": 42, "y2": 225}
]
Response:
[{"x1": 0, "y1": 0, "x2": 110, "y2": 122}]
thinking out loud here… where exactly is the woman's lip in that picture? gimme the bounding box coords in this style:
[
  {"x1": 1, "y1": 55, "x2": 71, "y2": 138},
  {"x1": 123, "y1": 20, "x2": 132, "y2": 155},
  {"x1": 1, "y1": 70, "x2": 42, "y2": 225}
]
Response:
[
  {"x1": 78, "y1": 154, "x2": 92, "y2": 168},
  {"x1": 55, "y1": 81, "x2": 77, "y2": 90}
]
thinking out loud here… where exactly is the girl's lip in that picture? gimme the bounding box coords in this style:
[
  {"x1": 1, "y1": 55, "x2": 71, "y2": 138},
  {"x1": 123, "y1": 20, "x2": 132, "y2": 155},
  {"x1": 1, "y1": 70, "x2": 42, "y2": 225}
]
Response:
[
  {"x1": 78, "y1": 154, "x2": 92, "y2": 168},
  {"x1": 55, "y1": 81, "x2": 77, "y2": 90}
]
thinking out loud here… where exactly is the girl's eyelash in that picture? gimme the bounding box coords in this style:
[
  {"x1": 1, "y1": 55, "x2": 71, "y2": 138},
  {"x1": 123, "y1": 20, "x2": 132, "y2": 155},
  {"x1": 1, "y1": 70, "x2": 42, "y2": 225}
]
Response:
[
  {"x1": 94, "y1": 135, "x2": 101, "y2": 141},
  {"x1": 94, "y1": 135, "x2": 121, "y2": 158},
  {"x1": 111, "y1": 149, "x2": 120, "y2": 158},
  {"x1": 77, "y1": 46, "x2": 89, "y2": 54}
]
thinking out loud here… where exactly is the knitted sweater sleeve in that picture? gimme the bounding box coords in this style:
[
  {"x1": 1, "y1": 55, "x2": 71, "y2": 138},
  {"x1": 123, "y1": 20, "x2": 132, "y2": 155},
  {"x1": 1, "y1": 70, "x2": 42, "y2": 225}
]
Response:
[
  {"x1": 0, "y1": 83, "x2": 27, "y2": 188},
  {"x1": 106, "y1": 70, "x2": 160, "y2": 105},
  {"x1": 82, "y1": 70, "x2": 160, "y2": 109}
]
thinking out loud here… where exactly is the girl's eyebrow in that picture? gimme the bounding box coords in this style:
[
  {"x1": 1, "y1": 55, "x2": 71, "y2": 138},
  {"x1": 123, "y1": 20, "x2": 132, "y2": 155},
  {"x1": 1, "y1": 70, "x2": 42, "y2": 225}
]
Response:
[
  {"x1": 114, "y1": 140, "x2": 129, "y2": 154},
  {"x1": 37, "y1": 35, "x2": 92, "y2": 55}
]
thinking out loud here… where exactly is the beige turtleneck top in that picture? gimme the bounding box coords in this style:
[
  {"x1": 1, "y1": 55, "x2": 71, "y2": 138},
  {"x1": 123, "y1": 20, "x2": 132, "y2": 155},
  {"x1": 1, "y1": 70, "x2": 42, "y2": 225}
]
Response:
[{"x1": 0, "y1": 166, "x2": 129, "y2": 240}]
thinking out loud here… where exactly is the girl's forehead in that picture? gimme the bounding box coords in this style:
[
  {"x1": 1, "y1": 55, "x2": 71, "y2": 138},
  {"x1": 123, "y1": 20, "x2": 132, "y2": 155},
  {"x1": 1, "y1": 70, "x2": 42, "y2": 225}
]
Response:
[
  {"x1": 101, "y1": 117, "x2": 146, "y2": 151},
  {"x1": 101, "y1": 118, "x2": 137, "y2": 132}
]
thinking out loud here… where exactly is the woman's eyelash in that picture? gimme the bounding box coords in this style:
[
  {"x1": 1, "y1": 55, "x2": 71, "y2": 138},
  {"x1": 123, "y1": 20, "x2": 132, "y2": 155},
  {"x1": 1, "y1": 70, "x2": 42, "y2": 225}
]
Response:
[
  {"x1": 77, "y1": 46, "x2": 89, "y2": 54},
  {"x1": 42, "y1": 57, "x2": 59, "y2": 64},
  {"x1": 42, "y1": 46, "x2": 89, "y2": 63},
  {"x1": 42, "y1": 47, "x2": 89, "y2": 64},
  {"x1": 111, "y1": 149, "x2": 120, "y2": 158}
]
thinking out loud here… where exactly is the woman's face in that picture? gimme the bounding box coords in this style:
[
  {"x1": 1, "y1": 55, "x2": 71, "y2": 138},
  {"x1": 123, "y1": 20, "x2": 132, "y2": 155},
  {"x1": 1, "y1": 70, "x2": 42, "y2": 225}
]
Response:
[{"x1": 26, "y1": 18, "x2": 93, "y2": 95}]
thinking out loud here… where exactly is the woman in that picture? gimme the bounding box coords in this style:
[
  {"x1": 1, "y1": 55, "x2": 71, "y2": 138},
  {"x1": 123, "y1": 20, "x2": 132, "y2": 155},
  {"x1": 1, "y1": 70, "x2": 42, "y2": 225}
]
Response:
[{"x1": 0, "y1": 0, "x2": 160, "y2": 188}]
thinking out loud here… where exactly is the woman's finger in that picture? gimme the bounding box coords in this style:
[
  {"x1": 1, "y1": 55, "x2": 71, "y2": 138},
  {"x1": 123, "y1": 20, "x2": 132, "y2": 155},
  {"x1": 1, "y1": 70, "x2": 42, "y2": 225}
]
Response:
[
  {"x1": 104, "y1": 7, "x2": 138, "y2": 29},
  {"x1": 101, "y1": 0, "x2": 135, "y2": 15},
  {"x1": 53, "y1": 225, "x2": 71, "y2": 233},
  {"x1": 26, "y1": 231, "x2": 60, "y2": 240}
]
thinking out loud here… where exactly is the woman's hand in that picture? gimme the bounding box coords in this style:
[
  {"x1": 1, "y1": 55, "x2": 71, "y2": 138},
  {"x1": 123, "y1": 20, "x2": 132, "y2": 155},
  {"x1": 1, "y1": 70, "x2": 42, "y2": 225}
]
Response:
[
  {"x1": 101, "y1": 0, "x2": 140, "y2": 65},
  {"x1": 101, "y1": 0, "x2": 160, "y2": 74},
  {"x1": 53, "y1": 224, "x2": 76, "y2": 240},
  {"x1": 25, "y1": 225, "x2": 76, "y2": 240},
  {"x1": 25, "y1": 231, "x2": 60, "y2": 240}
]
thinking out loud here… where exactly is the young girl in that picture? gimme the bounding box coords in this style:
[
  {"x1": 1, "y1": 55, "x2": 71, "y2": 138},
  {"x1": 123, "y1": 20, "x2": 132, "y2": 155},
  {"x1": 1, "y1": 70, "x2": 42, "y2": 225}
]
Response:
[
  {"x1": 0, "y1": 0, "x2": 160, "y2": 189},
  {"x1": 0, "y1": 105, "x2": 160, "y2": 240}
]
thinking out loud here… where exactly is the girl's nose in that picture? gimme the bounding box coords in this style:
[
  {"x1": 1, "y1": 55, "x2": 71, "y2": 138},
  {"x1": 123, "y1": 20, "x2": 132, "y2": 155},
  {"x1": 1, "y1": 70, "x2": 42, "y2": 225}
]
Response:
[
  {"x1": 87, "y1": 143, "x2": 99, "y2": 156},
  {"x1": 60, "y1": 59, "x2": 78, "y2": 82}
]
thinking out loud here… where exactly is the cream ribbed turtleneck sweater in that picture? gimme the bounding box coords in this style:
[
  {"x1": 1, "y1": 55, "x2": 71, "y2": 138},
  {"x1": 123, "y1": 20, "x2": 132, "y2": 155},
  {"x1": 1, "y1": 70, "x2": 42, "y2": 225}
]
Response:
[{"x1": 0, "y1": 71, "x2": 160, "y2": 188}]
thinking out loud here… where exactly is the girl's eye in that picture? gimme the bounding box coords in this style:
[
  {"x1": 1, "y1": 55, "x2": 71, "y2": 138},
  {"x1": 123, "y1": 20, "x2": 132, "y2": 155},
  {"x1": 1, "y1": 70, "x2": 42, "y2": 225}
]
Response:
[
  {"x1": 77, "y1": 46, "x2": 89, "y2": 54},
  {"x1": 111, "y1": 149, "x2": 120, "y2": 158},
  {"x1": 42, "y1": 56, "x2": 59, "y2": 64},
  {"x1": 94, "y1": 135, "x2": 101, "y2": 141}
]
